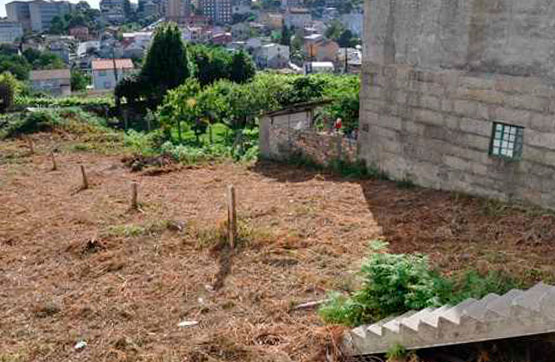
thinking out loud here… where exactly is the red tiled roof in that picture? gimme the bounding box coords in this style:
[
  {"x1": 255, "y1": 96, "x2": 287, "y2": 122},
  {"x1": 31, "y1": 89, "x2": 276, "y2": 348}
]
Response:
[
  {"x1": 92, "y1": 58, "x2": 134, "y2": 71},
  {"x1": 30, "y1": 69, "x2": 70, "y2": 81}
]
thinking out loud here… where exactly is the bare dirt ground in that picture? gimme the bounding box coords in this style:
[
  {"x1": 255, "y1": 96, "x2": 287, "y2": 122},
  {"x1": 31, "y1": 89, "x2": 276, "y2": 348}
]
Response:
[{"x1": 1, "y1": 136, "x2": 554, "y2": 361}]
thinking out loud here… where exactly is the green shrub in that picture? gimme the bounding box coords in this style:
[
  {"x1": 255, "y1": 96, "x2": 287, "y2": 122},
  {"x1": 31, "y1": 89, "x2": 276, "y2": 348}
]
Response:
[
  {"x1": 0, "y1": 82, "x2": 14, "y2": 113},
  {"x1": 319, "y1": 241, "x2": 519, "y2": 326},
  {"x1": 14, "y1": 96, "x2": 113, "y2": 108}
]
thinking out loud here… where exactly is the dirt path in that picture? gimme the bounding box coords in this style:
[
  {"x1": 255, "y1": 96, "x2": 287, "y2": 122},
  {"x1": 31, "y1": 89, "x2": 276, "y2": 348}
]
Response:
[{"x1": 1, "y1": 138, "x2": 554, "y2": 361}]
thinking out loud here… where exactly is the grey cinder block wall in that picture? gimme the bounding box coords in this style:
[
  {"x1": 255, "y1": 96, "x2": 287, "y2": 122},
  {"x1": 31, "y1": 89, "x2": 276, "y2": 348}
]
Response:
[{"x1": 359, "y1": 0, "x2": 555, "y2": 208}]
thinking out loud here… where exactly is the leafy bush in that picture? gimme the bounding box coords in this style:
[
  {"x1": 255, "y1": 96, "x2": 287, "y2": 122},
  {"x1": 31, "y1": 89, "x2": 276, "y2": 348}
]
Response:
[
  {"x1": 0, "y1": 82, "x2": 14, "y2": 113},
  {"x1": 319, "y1": 241, "x2": 520, "y2": 326}
]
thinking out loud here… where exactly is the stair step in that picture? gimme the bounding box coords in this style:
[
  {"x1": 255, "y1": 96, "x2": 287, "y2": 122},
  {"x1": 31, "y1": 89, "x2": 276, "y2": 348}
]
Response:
[
  {"x1": 401, "y1": 308, "x2": 435, "y2": 331},
  {"x1": 464, "y1": 293, "x2": 500, "y2": 321},
  {"x1": 487, "y1": 289, "x2": 524, "y2": 317},
  {"x1": 513, "y1": 283, "x2": 553, "y2": 312},
  {"x1": 441, "y1": 298, "x2": 478, "y2": 324},
  {"x1": 382, "y1": 310, "x2": 418, "y2": 334},
  {"x1": 367, "y1": 314, "x2": 401, "y2": 336},
  {"x1": 420, "y1": 305, "x2": 451, "y2": 327}
]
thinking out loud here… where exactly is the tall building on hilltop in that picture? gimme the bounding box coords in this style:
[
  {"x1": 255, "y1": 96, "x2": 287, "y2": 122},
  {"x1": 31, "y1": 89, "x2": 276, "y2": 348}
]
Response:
[
  {"x1": 6, "y1": 0, "x2": 71, "y2": 33},
  {"x1": 100, "y1": 0, "x2": 128, "y2": 24},
  {"x1": 281, "y1": 0, "x2": 303, "y2": 10},
  {"x1": 166, "y1": 0, "x2": 191, "y2": 24},
  {"x1": 199, "y1": 0, "x2": 231, "y2": 24},
  {"x1": 6, "y1": 1, "x2": 31, "y2": 32}
]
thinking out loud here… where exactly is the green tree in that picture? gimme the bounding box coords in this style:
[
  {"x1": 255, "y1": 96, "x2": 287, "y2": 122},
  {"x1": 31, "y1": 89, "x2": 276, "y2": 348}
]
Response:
[
  {"x1": 280, "y1": 25, "x2": 292, "y2": 46},
  {"x1": 34, "y1": 52, "x2": 65, "y2": 70},
  {"x1": 325, "y1": 20, "x2": 345, "y2": 41},
  {"x1": 0, "y1": 55, "x2": 31, "y2": 80},
  {"x1": 141, "y1": 22, "x2": 191, "y2": 101},
  {"x1": 189, "y1": 45, "x2": 232, "y2": 86},
  {"x1": 158, "y1": 79, "x2": 201, "y2": 142},
  {"x1": 50, "y1": 16, "x2": 67, "y2": 34},
  {"x1": 70, "y1": 70, "x2": 90, "y2": 91},
  {"x1": 230, "y1": 51, "x2": 255, "y2": 84}
]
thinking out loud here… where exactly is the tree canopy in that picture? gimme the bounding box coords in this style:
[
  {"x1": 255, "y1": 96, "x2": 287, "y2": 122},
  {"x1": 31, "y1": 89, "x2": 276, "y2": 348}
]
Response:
[{"x1": 141, "y1": 22, "x2": 191, "y2": 97}]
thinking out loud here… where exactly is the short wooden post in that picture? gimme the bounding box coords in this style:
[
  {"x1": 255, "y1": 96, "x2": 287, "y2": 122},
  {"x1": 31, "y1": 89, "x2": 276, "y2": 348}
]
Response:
[
  {"x1": 80, "y1": 165, "x2": 88, "y2": 190},
  {"x1": 50, "y1": 152, "x2": 57, "y2": 171},
  {"x1": 227, "y1": 185, "x2": 237, "y2": 249},
  {"x1": 27, "y1": 137, "x2": 34, "y2": 154},
  {"x1": 131, "y1": 182, "x2": 138, "y2": 210}
]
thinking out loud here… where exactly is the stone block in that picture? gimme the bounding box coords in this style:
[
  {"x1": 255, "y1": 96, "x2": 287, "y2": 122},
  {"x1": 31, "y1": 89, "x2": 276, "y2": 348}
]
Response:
[
  {"x1": 459, "y1": 76, "x2": 495, "y2": 90},
  {"x1": 459, "y1": 118, "x2": 493, "y2": 137},
  {"x1": 414, "y1": 108, "x2": 446, "y2": 127},
  {"x1": 458, "y1": 89, "x2": 505, "y2": 106},
  {"x1": 378, "y1": 115, "x2": 403, "y2": 130},
  {"x1": 454, "y1": 100, "x2": 479, "y2": 117},
  {"x1": 530, "y1": 113, "x2": 555, "y2": 133},
  {"x1": 525, "y1": 130, "x2": 555, "y2": 151},
  {"x1": 507, "y1": 95, "x2": 549, "y2": 113},
  {"x1": 493, "y1": 107, "x2": 531, "y2": 128}
]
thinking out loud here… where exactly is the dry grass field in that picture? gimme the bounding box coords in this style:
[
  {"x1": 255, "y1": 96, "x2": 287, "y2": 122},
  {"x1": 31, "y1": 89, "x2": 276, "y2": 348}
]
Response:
[{"x1": 1, "y1": 136, "x2": 554, "y2": 361}]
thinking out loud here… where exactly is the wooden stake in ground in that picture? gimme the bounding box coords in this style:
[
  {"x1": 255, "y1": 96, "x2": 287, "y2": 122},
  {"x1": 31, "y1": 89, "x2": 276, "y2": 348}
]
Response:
[
  {"x1": 227, "y1": 185, "x2": 237, "y2": 249},
  {"x1": 50, "y1": 152, "x2": 57, "y2": 171},
  {"x1": 131, "y1": 182, "x2": 138, "y2": 210},
  {"x1": 27, "y1": 137, "x2": 34, "y2": 154},
  {"x1": 80, "y1": 165, "x2": 88, "y2": 190}
]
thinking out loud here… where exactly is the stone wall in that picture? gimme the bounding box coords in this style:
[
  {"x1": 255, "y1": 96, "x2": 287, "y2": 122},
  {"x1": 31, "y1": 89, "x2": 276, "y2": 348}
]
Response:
[
  {"x1": 260, "y1": 117, "x2": 357, "y2": 166},
  {"x1": 360, "y1": 0, "x2": 555, "y2": 208}
]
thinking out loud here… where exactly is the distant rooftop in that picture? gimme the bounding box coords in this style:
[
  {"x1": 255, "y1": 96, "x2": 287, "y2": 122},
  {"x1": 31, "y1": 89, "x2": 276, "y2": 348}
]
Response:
[
  {"x1": 92, "y1": 59, "x2": 134, "y2": 71},
  {"x1": 30, "y1": 69, "x2": 70, "y2": 81}
]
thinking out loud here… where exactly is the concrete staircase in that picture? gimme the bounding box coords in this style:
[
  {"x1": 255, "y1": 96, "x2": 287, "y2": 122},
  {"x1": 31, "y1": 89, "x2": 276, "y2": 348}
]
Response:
[{"x1": 343, "y1": 283, "x2": 555, "y2": 356}]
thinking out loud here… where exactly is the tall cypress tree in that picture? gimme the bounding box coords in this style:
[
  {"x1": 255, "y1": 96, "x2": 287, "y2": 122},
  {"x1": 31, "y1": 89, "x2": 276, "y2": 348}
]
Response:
[{"x1": 141, "y1": 22, "x2": 190, "y2": 98}]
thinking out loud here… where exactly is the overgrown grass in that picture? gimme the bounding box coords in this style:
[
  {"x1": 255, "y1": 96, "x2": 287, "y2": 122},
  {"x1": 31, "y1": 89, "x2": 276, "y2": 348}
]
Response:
[
  {"x1": 0, "y1": 108, "x2": 114, "y2": 139},
  {"x1": 319, "y1": 240, "x2": 522, "y2": 326},
  {"x1": 15, "y1": 95, "x2": 113, "y2": 108}
]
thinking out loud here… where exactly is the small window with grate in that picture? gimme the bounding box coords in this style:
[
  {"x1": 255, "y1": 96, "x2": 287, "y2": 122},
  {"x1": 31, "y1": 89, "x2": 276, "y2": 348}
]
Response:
[{"x1": 489, "y1": 122, "x2": 524, "y2": 160}]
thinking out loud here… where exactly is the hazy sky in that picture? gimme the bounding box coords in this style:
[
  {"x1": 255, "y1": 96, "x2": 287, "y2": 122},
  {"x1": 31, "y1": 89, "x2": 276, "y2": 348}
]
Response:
[{"x1": 0, "y1": 0, "x2": 102, "y2": 17}]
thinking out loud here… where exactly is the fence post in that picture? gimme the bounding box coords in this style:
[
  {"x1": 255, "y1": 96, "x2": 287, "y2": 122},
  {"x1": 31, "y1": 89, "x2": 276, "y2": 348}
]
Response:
[
  {"x1": 131, "y1": 182, "x2": 138, "y2": 210},
  {"x1": 227, "y1": 185, "x2": 237, "y2": 249},
  {"x1": 80, "y1": 165, "x2": 88, "y2": 189}
]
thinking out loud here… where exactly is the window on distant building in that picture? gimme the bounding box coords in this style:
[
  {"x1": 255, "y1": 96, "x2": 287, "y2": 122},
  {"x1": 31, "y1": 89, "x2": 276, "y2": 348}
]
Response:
[
  {"x1": 489, "y1": 122, "x2": 524, "y2": 160},
  {"x1": 99, "y1": 70, "x2": 107, "y2": 77}
]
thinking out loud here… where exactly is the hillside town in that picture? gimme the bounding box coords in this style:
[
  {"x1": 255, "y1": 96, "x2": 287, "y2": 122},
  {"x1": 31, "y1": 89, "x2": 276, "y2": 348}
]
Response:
[{"x1": 0, "y1": 0, "x2": 362, "y2": 95}]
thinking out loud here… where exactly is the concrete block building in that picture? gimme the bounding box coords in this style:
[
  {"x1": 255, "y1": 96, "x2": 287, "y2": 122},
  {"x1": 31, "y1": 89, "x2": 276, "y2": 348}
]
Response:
[{"x1": 359, "y1": 0, "x2": 555, "y2": 209}]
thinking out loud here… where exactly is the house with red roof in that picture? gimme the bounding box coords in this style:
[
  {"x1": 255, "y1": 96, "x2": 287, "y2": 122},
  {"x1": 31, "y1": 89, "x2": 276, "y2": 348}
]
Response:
[{"x1": 91, "y1": 58, "x2": 134, "y2": 90}]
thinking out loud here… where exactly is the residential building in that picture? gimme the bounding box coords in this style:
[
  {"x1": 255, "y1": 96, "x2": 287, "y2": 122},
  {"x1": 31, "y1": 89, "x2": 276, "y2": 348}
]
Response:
[
  {"x1": 0, "y1": 21, "x2": 23, "y2": 43},
  {"x1": 91, "y1": 58, "x2": 134, "y2": 90},
  {"x1": 100, "y1": 0, "x2": 126, "y2": 24},
  {"x1": 304, "y1": 38, "x2": 338, "y2": 62},
  {"x1": 29, "y1": 0, "x2": 71, "y2": 33},
  {"x1": 6, "y1": 1, "x2": 31, "y2": 32},
  {"x1": 304, "y1": 61, "x2": 334, "y2": 74},
  {"x1": 284, "y1": 8, "x2": 311, "y2": 29},
  {"x1": 259, "y1": 13, "x2": 283, "y2": 30},
  {"x1": 360, "y1": 0, "x2": 555, "y2": 209},
  {"x1": 69, "y1": 25, "x2": 89, "y2": 41},
  {"x1": 211, "y1": 31, "x2": 232, "y2": 45},
  {"x1": 255, "y1": 43, "x2": 290, "y2": 69},
  {"x1": 30, "y1": 69, "x2": 71, "y2": 96},
  {"x1": 142, "y1": 1, "x2": 159, "y2": 17},
  {"x1": 281, "y1": 0, "x2": 303, "y2": 10},
  {"x1": 48, "y1": 41, "x2": 70, "y2": 63},
  {"x1": 199, "y1": 0, "x2": 232, "y2": 24}
]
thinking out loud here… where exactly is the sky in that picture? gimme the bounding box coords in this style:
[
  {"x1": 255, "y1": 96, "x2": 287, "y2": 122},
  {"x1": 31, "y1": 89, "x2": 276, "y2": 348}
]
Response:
[{"x1": 0, "y1": 0, "x2": 102, "y2": 17}]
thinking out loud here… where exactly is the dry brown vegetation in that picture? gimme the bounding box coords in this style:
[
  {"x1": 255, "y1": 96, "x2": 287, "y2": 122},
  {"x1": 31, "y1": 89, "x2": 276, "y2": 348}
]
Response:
[{"x1": 1, "y1": 135, "x2": 554, "y2": 361}]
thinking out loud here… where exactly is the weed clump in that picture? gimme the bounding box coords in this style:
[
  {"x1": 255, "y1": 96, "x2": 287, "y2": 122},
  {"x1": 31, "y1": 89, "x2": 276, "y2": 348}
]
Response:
[{"x1": 319, "y1": 240, "x2": 520, "y2": 326}]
